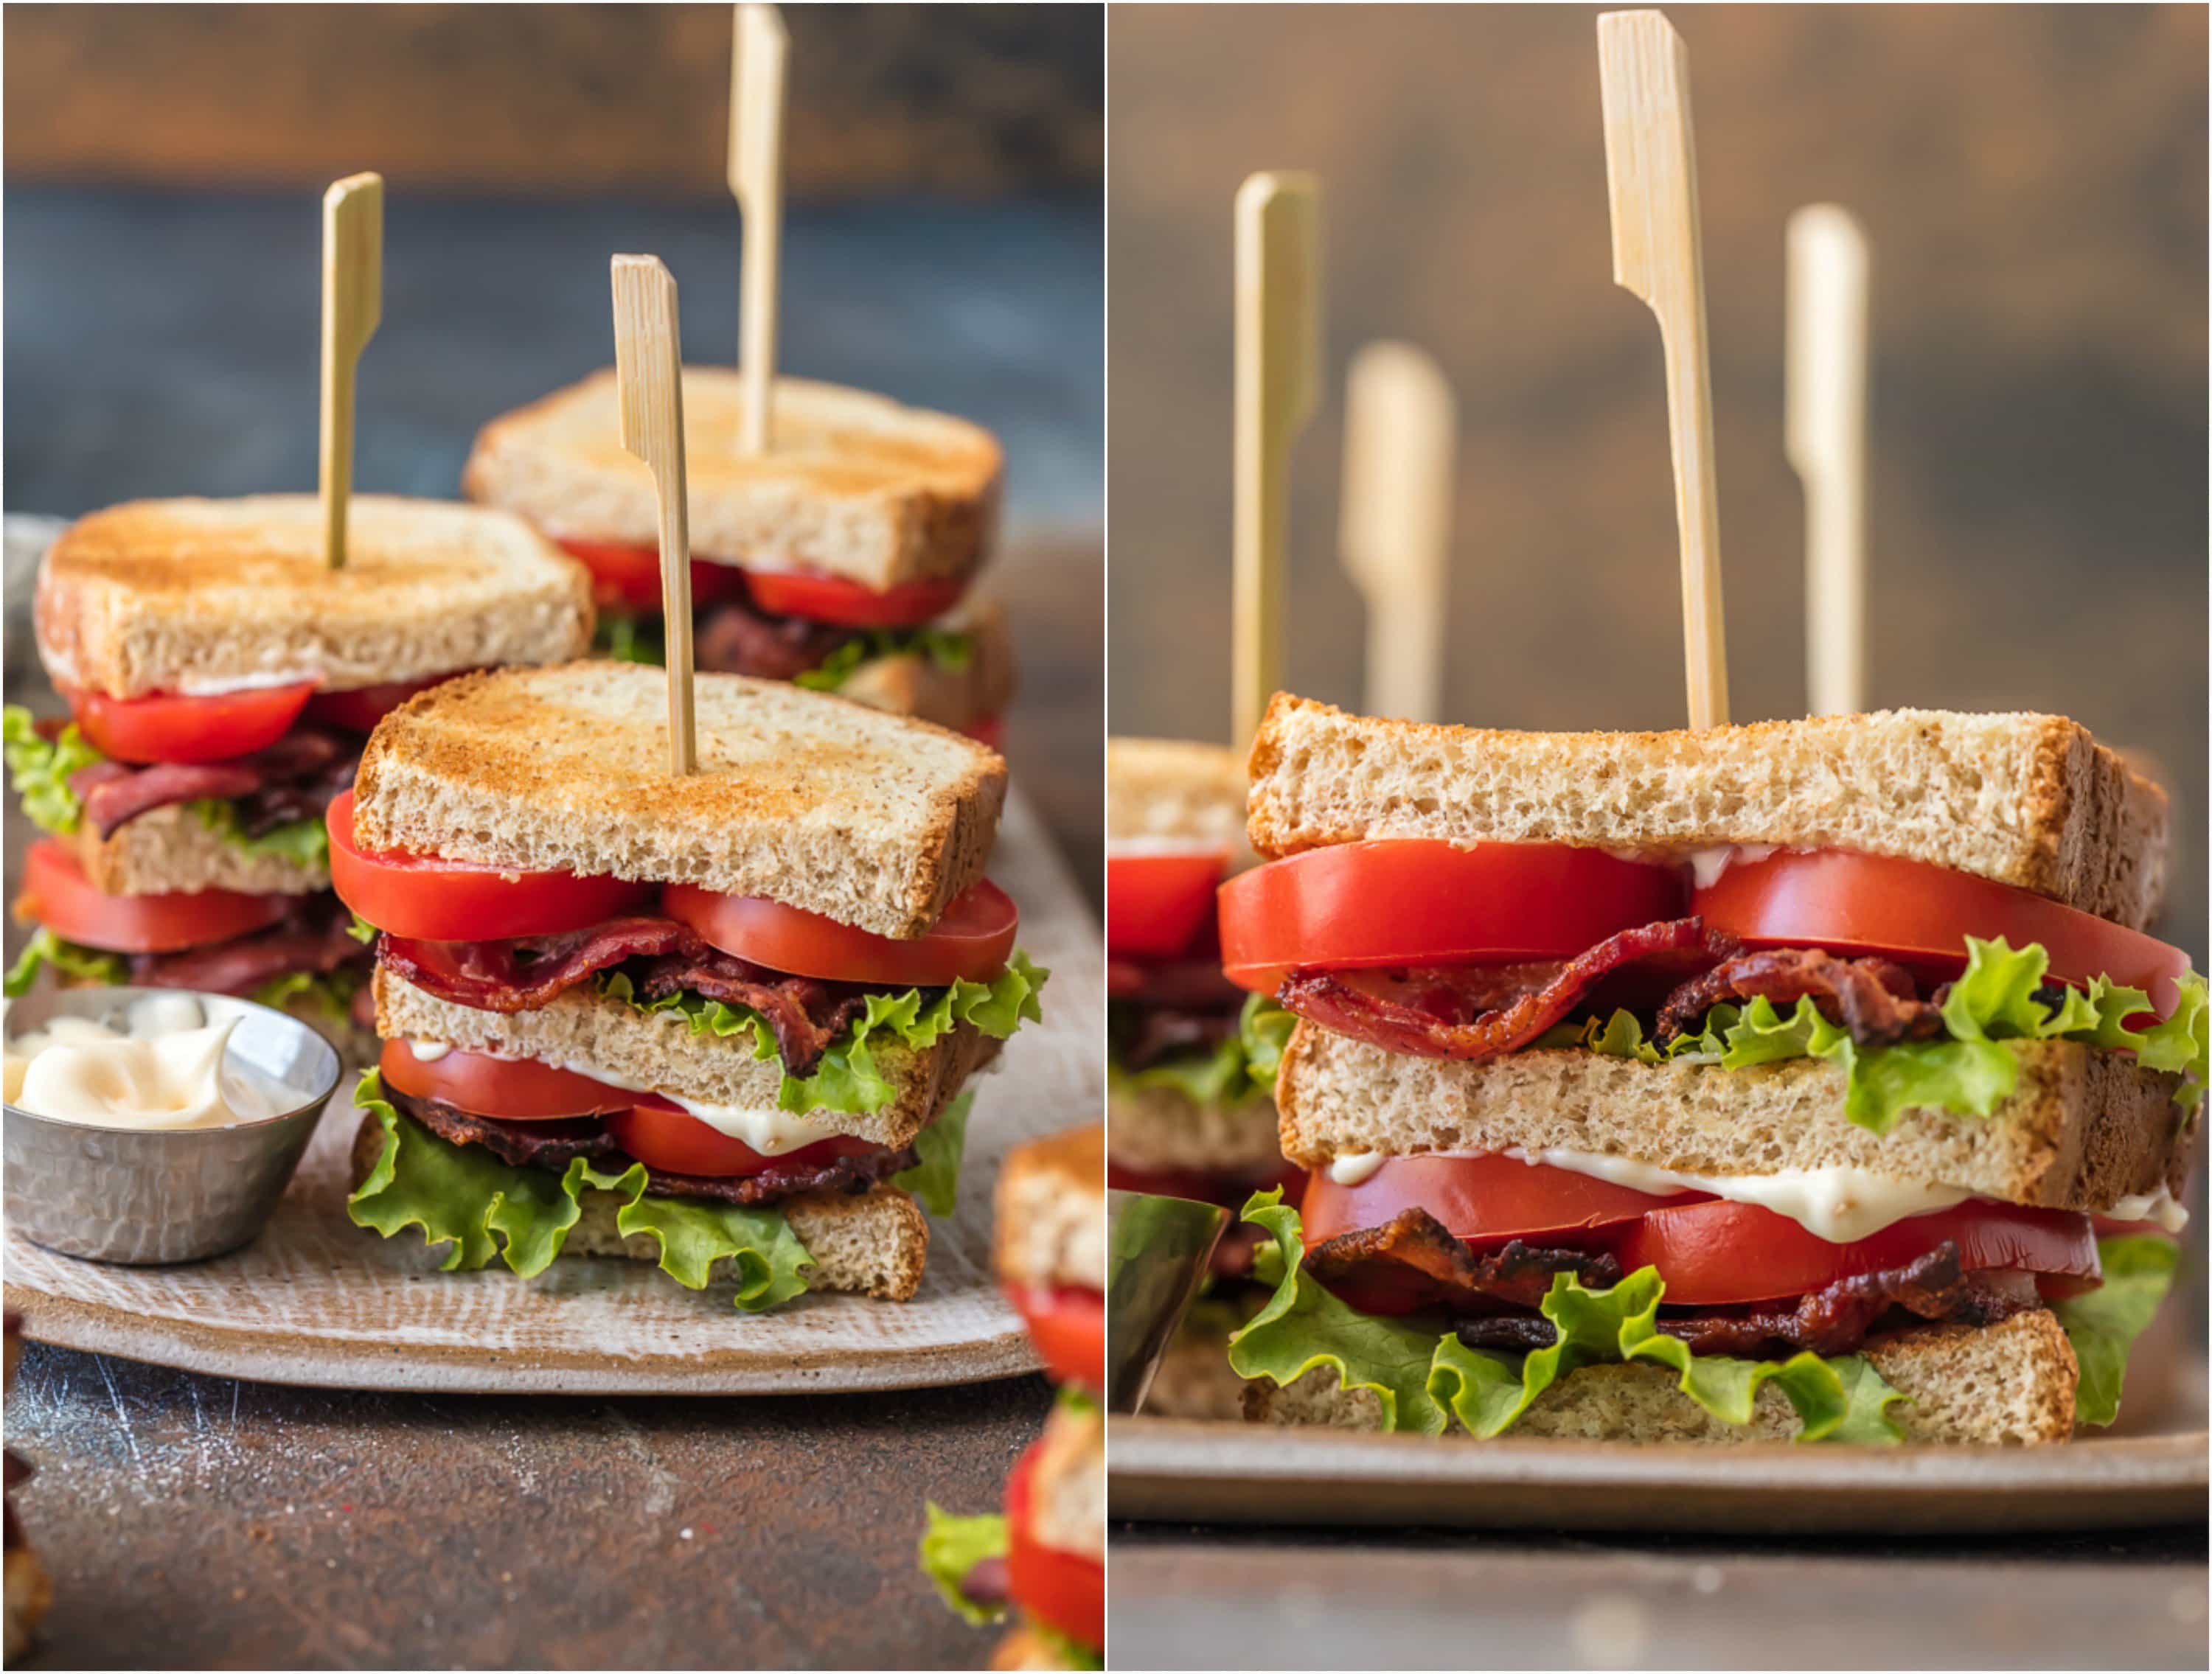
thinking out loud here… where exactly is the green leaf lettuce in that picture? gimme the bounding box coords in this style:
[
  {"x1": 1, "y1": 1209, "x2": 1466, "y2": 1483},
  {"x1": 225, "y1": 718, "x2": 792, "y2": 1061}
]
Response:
[
  {"x1": 4, "y1": 928, "x2": 128, "y2": 997},
  {"x1": 891, "y1": 1089, "x2": 975, "y2": 1217},
  {"x1": 918, "y1": 1503, "x2": 1009, "y2": 1626},
  {"x1": 796, "y1": 629, "x2": 974, "y2": 693},
  {"x1": 4, "y1": 705, "x2": 104, "y2": 836},
  {"x1": 2053, "y1": 1234, "x2": 2181, "y2": 1427}
]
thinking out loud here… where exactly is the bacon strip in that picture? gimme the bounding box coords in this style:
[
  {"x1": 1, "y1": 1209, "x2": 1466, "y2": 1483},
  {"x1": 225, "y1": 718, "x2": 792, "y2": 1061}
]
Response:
[
  {"x1": 378, "y1": 916, "x2": 707, "y2": 1014},
  {"x1": 132, "y1": 900, "x2": 369, "y2": 995},
  {"x1": 72, "y1": 725, "x2": 361, "y2": 840},
  {"x1": 1279, "y1": 918, "x2": 1737, "y2": 1061},
  {"x1": 694, "y1": 596, "x2": 858, "y2": 682},
  {"x1": 1305, "y1": 1207, "x2": 1623, "y2": 1314},
  {"x1": 636, "y1": 951, "x2": 870, "y2": 1075},
  {"x1": 1655, "y1": 946, "x2": 1945, "y2": 1048}
]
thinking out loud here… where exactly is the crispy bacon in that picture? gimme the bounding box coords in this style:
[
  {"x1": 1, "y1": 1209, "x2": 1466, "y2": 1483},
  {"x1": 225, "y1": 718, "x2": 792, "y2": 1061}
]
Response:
[
  {"x1": 636, "y1": 950, "x2": 870, "y2": 1075},
  {"x1": 1655, "y1": 946, "x2": 1946, "y2": 1048},
  {"x1": 378, "y1": 916, "x2": 707, "y2": 1013},
  {"x1": 1112, "y1": 1005, "x2": 1240, "y2": 1073},
  {"x1": 1279, "y1": 918, "x2": 1738, "y2": 1061},
  {"x1": 131, "y1": 900, "x2": 368, "y2": 995},
  {"x1": 389, "y1": 1087, "x2": 916, "y2": 1207},
  {"x1": 71, "y1": 725, "x2": 361, "y2": 840},
  {"x1": 1306, "y1": 1207, "x2": 1622, "y2": 1314},
  {"x1": 694, "y1": 596, "x2": 858, "y2": 682}
]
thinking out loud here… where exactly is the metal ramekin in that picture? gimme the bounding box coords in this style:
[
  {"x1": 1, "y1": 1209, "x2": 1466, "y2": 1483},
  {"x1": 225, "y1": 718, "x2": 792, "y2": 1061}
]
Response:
[
  {"x1": 4, "y1": 986, "x2": 341, "y2": 1264},
  {"x1": 1105, "y1": 1188, "x2": 1230, "y2": 1414}
]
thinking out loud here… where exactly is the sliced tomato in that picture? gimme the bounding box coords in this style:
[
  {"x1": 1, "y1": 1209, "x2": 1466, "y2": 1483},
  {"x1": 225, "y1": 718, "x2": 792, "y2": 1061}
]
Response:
[
  {"x1": 663, "y1": 876, "x2": 1018, "y2": 987},
  {"x1": 552, "y1": 538, "x2": 744, "y2": 615},
  {"x1": 62, "y1": 680, "x2": 314, "y2": 765},
  {"x1": 1218, "y1": 839, "x2": 1687, "y2": 993},
  {"x1": 377, "y1": 1041, "x2": 637, "y2": 1120},
  {"x1": 606, "y1": 1101, "x2": 883, "y2": 1177},
  {"x1": 1610, "y1": 1197, "x2": 2100, "y2": 1305},
  {"x1": 305, "y1": 674, "x2": 466, "y2": 733},
  {"x1": 1005, "y1": 1438, "x2": 1104, "y2": 1653},
  {"x1": 964, "y1": 715, "x2": 1005, "y2": 750},
  {"x1": 1300, "y1": 1154, "x2": 1699, "y2": 1250},
  {"x1": 326, "y1": 788, "x2": 654, "y2": 941},
  {"x1": 744, "y1": 568, "x2": 968, "y2": 630},
  {"x1": 1107, "y1": 851, "x2": 1229, "y2": 961},
  {"x1": 16, "y1": 837, "x2": 288, "y2": 954},
  {"x1": 1695, "y1": 849, "x2": 2193, "y2": 1014},
  {"x1": 1006, "y1": 1283, "x2": 1105, "y2": 1390}
]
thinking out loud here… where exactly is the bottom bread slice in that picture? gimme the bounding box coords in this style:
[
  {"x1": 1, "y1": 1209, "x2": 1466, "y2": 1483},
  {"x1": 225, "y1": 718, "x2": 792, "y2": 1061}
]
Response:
[
  {"x1": 348, "y1": 1112, "x2": 928, "y2": 1300},
  {"x1": 1244, "y1": 1308, "x2": 2079, "y2": 1445},
  {"x1": 992, "y1": 1623, "x2": 1088, "y2": 1671}
]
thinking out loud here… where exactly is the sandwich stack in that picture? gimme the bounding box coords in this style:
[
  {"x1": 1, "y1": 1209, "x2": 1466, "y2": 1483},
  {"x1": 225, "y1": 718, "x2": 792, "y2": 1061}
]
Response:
[
  {"x1": 336, "y1": 660, "x2": 1045, "y2": 1308},
  {"x1": 1220, "y1": 696, "x2": 2199, "y2": 1444},
  {"x1": 4, "y1": 496, "x2": 594, "y2": 1055},
  {"x1": 1105, "y1": 737, "x2": 1296, "y2": 1417},
  {"x1": 923, "y1": 1123, "x2": 1105, "y2": 1670}
]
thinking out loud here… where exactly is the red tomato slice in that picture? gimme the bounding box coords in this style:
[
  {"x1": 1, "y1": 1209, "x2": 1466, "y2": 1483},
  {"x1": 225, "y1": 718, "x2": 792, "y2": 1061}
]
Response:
[
  {"x1": 378, "y1": 1041, "x2": 637, "y2": 1120},
  {"x1": 605, "y1": 1101, "x2": 883, "y2": 1177},
  {"x1": 743, "y1": 568, "x2": 969, "y2": 629},
  {"x1": 1695, "y1": 849, "x2": 2193, "y2": 1014},
  {"x1": 662, "y1": 877, "x2": 1018, "y2": 986},
  {"x1": 552, "y1": 538, "x2": 743, "y2": 614},
  {"x1": 304, "y1": 674, "x2": 466, "y2": 734},
  {"x1": 326, "y1": 788, "x2": 654, "y2": 941},
  {"x1": 1005, "y1": 1438, "x2": 1104, "y2": 1653},
  {"x1": 1300, "y1": 1154, "x2": 1699, "y2": 1250},
  {"x1": 1218, "y1": 839, "x2": 1688, "y2": 993},
  {"x1": 1610, "y1": 1197, "x2": 2100, "y2": 1305},
  {"x1": 1107, "y1": 851, "x2": 1229, "y2": 960},
  {"x1": 16, "y1": 837, "x2": 288, "y2": 954},
  {"x1": 62, "y1": 680, "x2": 313, "y2": 765},
  {"x1": 1004, "y1": 1283, "x2": 1106, "y2": 1390}
]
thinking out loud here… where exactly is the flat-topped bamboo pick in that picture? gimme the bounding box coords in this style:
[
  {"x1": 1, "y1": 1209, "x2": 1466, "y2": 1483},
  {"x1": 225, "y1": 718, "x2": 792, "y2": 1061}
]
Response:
[
  {"x1": 611, "y1": 254, "x2": 699, "y2": 775},
  {"x1": 319, "y1": 171, "x2": 383, "y2": 569},
  {"x1": 729, "y1": 2, "x2": 788, "y2": 455},
  {"x1": 1787, "y1": 203, "x2": 1870, "y2": 717},
  {"x1": 1232, "y1": 171, "x2": 1321, "y2": 750},
  {"x1": 1340, "y1": 341, "x2": 1456, "y2": 722},
  {"x1": 1597, "y1": 9, "x2": 1728, "y2": 728}
]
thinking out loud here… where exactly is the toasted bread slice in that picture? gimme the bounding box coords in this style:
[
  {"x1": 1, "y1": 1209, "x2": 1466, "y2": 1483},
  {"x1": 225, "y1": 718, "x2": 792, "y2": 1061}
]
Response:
[
  {"x1": 464, "y1": 369, "x2": 1002, "y2": 592},
  {"x1": 1107, "y1": 736, "x2": 1251, "y2": 859},
  {"x1": 1246, "y1": 1308, "x2": 2079, "y2": 1445},
  {"x1": 3, "y1": 1546, "x2": 49, "y2": 1665},
  {"x1": 376, "y1": 968, "x2": 998, "y2": 1150},
  {"x1": 995, "y1": 1123, "x2": 1105, "y2": 1294},
  {"x1": 35, "y1": 495, "x2": 594, "y2": 700},
  {"x1": 1247, "y1": 695, "x2": 2169, "y2": 928},
  {"x1": 1028, "y1": 1395, "x2": 1105, "y2": 1561},
  {"x1": 1141, "y1": 1303, "x2": 1254, "y2": 1423},
  {"x1": 73, "y1": 801, "x2": 329, "y2": 896},
  {"x1": 1107, "y1": 1078, "x2": 1282, "y2": 1177},
  {"x1": 352, "y1": 662, "x2": 1005, "y2": 938},
  {"x1": 832, "y1": 596, "x2": 1017, "y2": 732},
  {"x1": 346, "y1": 1112, "x2": 928, "y2": 1300},
  {"x1": 1276, "y1": 1021, "x2": 2191, "y2": 1214},
  {"x1": 992, "y1": 1624, "x2": 1088, "y2": 1672}
]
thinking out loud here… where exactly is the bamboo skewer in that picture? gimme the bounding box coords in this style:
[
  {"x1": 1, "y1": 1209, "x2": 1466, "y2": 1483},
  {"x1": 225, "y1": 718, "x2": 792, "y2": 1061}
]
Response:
[
  {"x1": 1787, "y1": 203, "x2": 1870, "y2": 717},
  {"x1": 1598, "y1": 10, "x2": 1728, "y2": 728},
  {"x1": 1340, "y1": 341, "x2": 1456, "y2": 722},
  {"x1": 728, "y1": 2, "x2": 788, "y2": 455},
  {"x1": 319, "y1": 172, "x2": 383, "y2": 569},
  {"x1": 1232, "y1": 171, "x2": 1321, "y2": 750},
  {"x1": 611, "y1": 254, "x2": 699, "y2": 775}
]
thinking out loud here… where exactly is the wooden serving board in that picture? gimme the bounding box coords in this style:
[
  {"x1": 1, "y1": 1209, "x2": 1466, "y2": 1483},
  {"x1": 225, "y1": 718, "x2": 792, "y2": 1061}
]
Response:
[{"x1": 2, "y1": 515, "x2": 1102, "y2": 1395}]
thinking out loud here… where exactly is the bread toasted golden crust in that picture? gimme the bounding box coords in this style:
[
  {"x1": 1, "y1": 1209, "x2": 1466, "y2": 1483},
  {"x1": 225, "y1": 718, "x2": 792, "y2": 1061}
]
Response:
[
  {"x1": 35, "y1": 495, "x2": 593, "y2": 699},
  {"x1": 995, "y1": 1123, "x2": 1105, "y2": 1294},
  {"x1": 1246, "y1": 694, "x2": 2169, "y2": 928},
  {"x1": 464, "y1": 369, "x2": 1001, "y2": 592},
  {"x1": 1106, "y1": 736, "x2": 1251, "y2": 857},
  {"x1": 352, "y1": 662, "x2": 1005, "y2": 939}
]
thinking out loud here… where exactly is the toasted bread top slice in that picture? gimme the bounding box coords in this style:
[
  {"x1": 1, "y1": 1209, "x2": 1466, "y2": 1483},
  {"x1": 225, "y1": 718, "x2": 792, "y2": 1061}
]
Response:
[
  {"x1": 352, "y1": 662, "x2": 1005, "y2": 938},
  {"x1": 994, "y1": 1122, "x2": 1105, "y2": 1294},
  {"x1": 1106, "y1": 736, "x2": 1253, "y2": 861},
  {"x1": 1248, "y1": 695, "x2": 2169, "y2": 928},
  {"x1": 463, "y1": 368, "x2": 1003, "y2": 591},
  {"x1": 35, "y1": 495, "x2": 594, "y2": 699}
]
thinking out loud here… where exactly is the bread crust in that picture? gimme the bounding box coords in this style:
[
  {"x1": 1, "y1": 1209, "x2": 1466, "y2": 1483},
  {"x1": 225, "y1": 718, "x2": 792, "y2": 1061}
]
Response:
[
  {"x1": 352, "y1": 662, "x2": 1006, "y2": 940},
  {"x1": 464, "y1": 368, "x2": 1001, "y2": 593},
  {"x1": 1107, "y1": 1078, "x2": 1282, "y2": 1177},
  {"x1": 995, "y1": 1123, "x2": 1105, "y2": 1294},
  {"x1": 1246, "y1": 694, "x2": 2169, "y2": 928},
  {"x1": 1276, "y1": 1022, "x2": 2192, "y2": 1213},
  {"x1": 35, "y1": 495, "x2": 594, "y2": 699},
  {"x1": 1245, "y1": 1308, "x2": 2079, "y2": 1444},
  {"x1": 1106, "y1": 736, "x2": 1252, "y2": 856},
  {"x1": 4, "y1": 1546, "x2": 50, "y2": 1664},
  {"x1": 71, "y1": 801, "x2": 328, "y2": 896}
]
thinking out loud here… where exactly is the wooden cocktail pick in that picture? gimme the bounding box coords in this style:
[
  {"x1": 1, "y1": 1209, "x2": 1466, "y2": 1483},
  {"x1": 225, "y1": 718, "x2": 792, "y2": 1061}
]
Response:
[{"x1": 319, "y1": 171, "x2": 383, "y2": 569}]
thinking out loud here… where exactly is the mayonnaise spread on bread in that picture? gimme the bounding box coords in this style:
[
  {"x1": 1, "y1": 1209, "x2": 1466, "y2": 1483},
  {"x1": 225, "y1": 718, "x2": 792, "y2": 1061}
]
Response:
[
  {"x1": 546, "y1": 1058, "x2": 849, "y2": 1155},
  {"x1": 35, "y1": 644, "x2": 326, "y2": 700},
  {"x1": 1499, "y1": 1148, "x2": 1970, "y2": 1241},
  {"x1": 2106, "y1": 1188, "x2": 2191, "y2": 1233},
  {"x1": 5, "y1": 996, "x2": 280, "y2": 1129}
]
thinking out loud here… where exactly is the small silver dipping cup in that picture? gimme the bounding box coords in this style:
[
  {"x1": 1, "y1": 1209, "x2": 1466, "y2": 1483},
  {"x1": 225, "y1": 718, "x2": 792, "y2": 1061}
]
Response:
[
  {"x1": 4, "y1": 986, "x2": 341, "y2": 1263},
  {"x1": 1105, "y1": 1188, "x2": 1229, "y2": 1414}
]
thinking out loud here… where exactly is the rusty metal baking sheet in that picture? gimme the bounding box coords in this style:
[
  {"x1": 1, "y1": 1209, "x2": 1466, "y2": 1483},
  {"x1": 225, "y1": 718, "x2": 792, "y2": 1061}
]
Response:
[
  {"x1": 4, "y1": 787, "x2": 1101, "y2": 1395},
  {"x1": 1107, "y1": 1395, "x2": 2208, "y2": 1535}
]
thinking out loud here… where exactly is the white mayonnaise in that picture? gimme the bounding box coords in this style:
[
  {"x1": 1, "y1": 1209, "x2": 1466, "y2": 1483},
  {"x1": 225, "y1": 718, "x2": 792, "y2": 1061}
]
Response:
[
  {"x1": 1327, "y1": 1151, "x2": 1387, "y2": 1187},
  {"x1": 546, "y1": 1057, "x2": 848, "y2": 1156},
  {"x1": 2106, "y1": 1188, "x2": 2191, "y2": 1234},
  {"x1": 35, "y1": 644, "x2": 325, "y2": 700},
  {"x1": 6, "y1": 997, "x2": 282, "y2": 1130},
  {"x1": 407, "y1": 1039, "x2": 452, "y2": 1062},
  {"x1": 1686, "y1": 843, "x2": 1779, "y2": 890}
]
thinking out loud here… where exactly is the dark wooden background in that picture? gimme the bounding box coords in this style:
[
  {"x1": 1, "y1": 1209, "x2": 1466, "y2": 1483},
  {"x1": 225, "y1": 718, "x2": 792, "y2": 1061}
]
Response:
[{"x1": 1108, "y1": 1, "x2": 2208, "y2": 959}]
